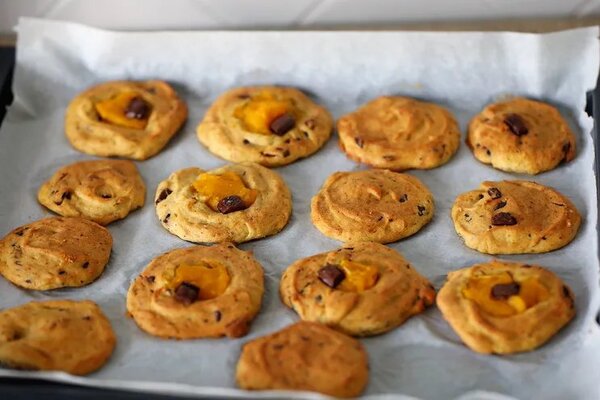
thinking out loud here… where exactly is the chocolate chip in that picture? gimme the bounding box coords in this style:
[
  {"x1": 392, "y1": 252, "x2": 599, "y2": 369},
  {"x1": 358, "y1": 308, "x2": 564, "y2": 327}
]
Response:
[
  {"x1": 174, "y1": 282, "x2": 199, "y2": 305},
  {"x1": 243, "y1": 139, "x2": 250, "y2": 145},
  {"x1": 318, "y1": 265, "x2": 345, "y2": 288},
  {"x1": 494, "y1": 200, "x2": 507, "y2": 210},
  {"x1": 504, "y1": 114, "x2": 528, "y2": 136},
  {"x1": 399, "y1": 194, "x2": 408, "y2": 203},
  {"x1": 146, "y1": 275, "x2": 155, "y2": 283},
  {"x1": 125, "y1": 97, "x2": 150, "y2": 120},
  {"x1": 377, "y1": 216, "x2": 384, "y2": 221},
  {"x1": 260, "y1": 152, "x2": 276, "y2": 158},
  {"x1": 492, "y1": 212, "x2": 517, "y2": 226},
  {"x1": 82, "y1": 262, "x2": 89, "y2": 269},
  {"x1": 58, "y1": 270, "x2": 65, "y2": 275},
  {"x1": 214, "y1": 310, "x2": 222, "y2": 322},
  {"x1": 14, "y1": 230, "x2": 24, "y2": 237},
  {"x1": 478, "y1": 194, "x2": 484, "y2": 200},
  {"x1": 269, "y1": 113, "x2": 295, "y2": 136},
  {"x1": 417, "y1": 205, "x2": 426, "y2": 216},
  {"x1": 305, "y1": 119, "x2": 315, "y2": 129},
  {"x1": 486, "y1": 149, "x2": 491, "y2": 156},
  {"x1": 163, "y1": 213, "x2": 171, "y2": 223},
  {"x1": 487, "y1": 188, "x2": 502, "y2": 199},
  {"x1": 491, "y1": 282, "x2": 520, "y2": 299},
  {"x1": 282, "y1": 149, "x2": 290, "y2": 157},
  {"x1": 155, "y1": 188, "x2": 172, "y2": 204},
  {"x1": 217, "y1": 195, "x2": 247, "y2": 214},
  {"x1": 561, "y1": 142, "x2": 571, "y2": 163},
  {"x1": 355, "y1": 137, "x2": 364, "y2": 148},
  {"x1": 100, "y1": 193, "x2": 112, "y2": 199},
  {"x1": 562, "y1": 285, "x2": 572, "y2": 299}
]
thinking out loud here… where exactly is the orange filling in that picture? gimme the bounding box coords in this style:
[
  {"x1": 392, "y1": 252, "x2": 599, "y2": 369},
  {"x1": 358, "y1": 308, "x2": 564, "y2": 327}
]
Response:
[
  {"x1": 167, "y1": 261, "x2": 230, "y2": 300},
  {"x1": 192, "y1": 171, "x2": 258, "y2": 212},
  {"x1": 462, "y1": 272, "x2": 549, "y2": 317},
  {"x1": 337, "y1": 260, "x2": 379, "y2": 292},
  {"x1": 233, "y1": 91, "x2": 293, "y2": 135},
  {"x1": 95, "y1": 91, "x2": 149, "y2": 129}
]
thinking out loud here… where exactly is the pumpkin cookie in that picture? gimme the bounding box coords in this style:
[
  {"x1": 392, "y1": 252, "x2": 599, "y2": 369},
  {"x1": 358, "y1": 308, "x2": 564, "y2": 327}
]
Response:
[
  {"x1": 338, "y1": 96, "x2": 460, "y2": 170},
  {"x1": 196, "y1": 86, "x2": 333, "y2": 167},
  {"x1": 155, "y1": 162, "x2": 291, "y2": 244},
  {"x1": 467, "y1": 98, "x2": 575, "y2": 174},
  {"x1": 37, "y1": 159, "x2": 146, "y2": 225},
  {"x1": 437, "y1": 260, "x2": 575, "y2": 354},
  {"x1": 236, "y1": 321, "x2": 368, "y2": 397},
  {"x1": 451, "y1": 180, "x2": 581, "y2": 254},
  {"x1": 0, "y1": 217, "x2": 112, "y2": 290},
  {"x1": 0, "y1": 300, "x2": 116, "y2": 375},
  {"x1": 126, "y1": 243, "x2": 264, "y2": 339},
  {"x1": 280, "y1": 242, "x2": 435, "y2": 336},
  {"x1": 311, "y1": 169, "x2": 434, "y2": 243},
  {"x1": 65, "y1": 80, "x2": 188, "y2": 160}
]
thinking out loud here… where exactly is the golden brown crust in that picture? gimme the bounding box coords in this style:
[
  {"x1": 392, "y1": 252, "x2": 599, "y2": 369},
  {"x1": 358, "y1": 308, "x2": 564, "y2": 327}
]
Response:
[
  {"x1": 236, "y1": 321, "x2": 368, "y2": 397},
  {"x1": 196, "y1": 86, "x2": 333, "y2": 167},
  {"x1": 0, "y1": 300, "x2": 116, "y2": 375},
  {"x1": 37, "y1": 159, "x2": 146, "y2": 225},
  {"x1": 154, "y1": 162, "x2": 292, "y2": 244},
  {"x1": 310, "y1": 169, "x2": 434, "y2": 243},
  {"x1": 437, "y1": 260, "x2": 575, "y2": 354},
  {"x1": 279, "y1": 242, "x2": 435, "y2": 336},
  {"x1": 126, "y1": 243, "x2": 264, "y2": 339},
  {"x1": 65, "y1": 80, "x2": 188, "y2": 160},
  {"x1": 0, "y1": 217, "x2": 112, "y2": 290},
  {"x1": 338, "y1": 96, "x2": 460, "y2": 170},
  {"x1": 467, "y1": 97, "x2": 575, "y2": 174},
  {"x1": 451, "y1": 180, "x2": 581, "y2": 254}
]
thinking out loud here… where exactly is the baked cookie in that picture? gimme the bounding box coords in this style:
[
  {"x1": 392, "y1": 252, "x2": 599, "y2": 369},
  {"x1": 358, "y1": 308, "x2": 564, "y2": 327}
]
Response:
[
  {"x1": 65, "y1": 80, "x2": 188, "y2": 160},
  {"x1": 451, "y1": 180, "x2": 581, "y2": 254},
  {"x1": 280, "y1": 242, "x2": 435, "y2": 336},
  {"x1": 236, "y1": 321, "x2": 368, "y2": 397},
  {"x1": 0, "y1": 217, "x2": 112, "y2": 290},
  {"x1": 126, "y1": 243, "x2": 264, "y2": 339},
  {"x1": 311, "y1": 169, "x2": 434, "y2": 243},
  {"x1": 37, "y1": 159, "x2": 146, "y2": 225},
  {"x1": 467, "y1": 97, "x2": 575, "y2": 174},
  {"x1": 155, "y1": 162, "x2": 291, "y2": 244},
  {"x1": 196, "y1": 86, "x2": 333, "y2": 167},
  {"x1": 338, "y1": 96, "x2": 460, "y2": 170},
  {"x1": 437, "y1": 260, "x2": 575, "y2": 354},
  {"x1": 0, "y1": 300, "x2": 116, "y2": 375}
]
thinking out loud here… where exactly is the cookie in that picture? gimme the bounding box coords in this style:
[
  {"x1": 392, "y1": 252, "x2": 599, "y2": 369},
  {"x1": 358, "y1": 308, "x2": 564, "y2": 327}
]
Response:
[
  {"x1": 196, "y1": 86, "x2": 333, "y2": 167},
  {"x1": 0, "y1": 300, "x2": 116, "y2": 375},
  {"x1": 126, "y1": 243, "x2": 264, "y2": 339},
  {"x1": 155, "y1": 162, "x2": 291, "y2": 244},
  {"x1": 338, "y1": 96, "x2": 460, "y2": 170},
  {"x1": 311, "y1": 169, "x2": 434, "y2": 243},
  {"x1": 467, "y1": 97, "x2": 575, "y2": 174},
  {"x1": 37, "y1": 159, "x2": 146, "y2": 225},
  {"x1": 451, "y1": 180, "x2": 581, "y2": 254},
  {"x1": 280, "y1": 242, "x2": 435, "y2": 336},
  {"x1": 65, "y1": 80, "x2": 188, "y2": 160},
  {"x1": 0, "y1": 217, "x2": 112, "y2": 290},
  {"x1": 236, "y1": 321, "x2": 368, "y2": 397},
  {"x1": 437, "y1": 260, "x2": 575, "y2": 354}
]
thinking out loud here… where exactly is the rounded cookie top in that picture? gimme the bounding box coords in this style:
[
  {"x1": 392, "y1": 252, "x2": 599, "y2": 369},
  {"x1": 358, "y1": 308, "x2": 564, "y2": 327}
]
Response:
[
  {"x1": 451, "y1": 180, "x2": 581, "y2": 254},
  {"x1": 236, "y1": 321, "x2": 368, "y2": 398},
  {"x1": 155, "y1": 162, "x2": 292, "y2": 244},
  {"x1": 467, "y1": 97, "x2": 575, "y2": 174},
  {"x1": 0, "y1": 300, "x2": 116, "y2": 375},
  {"x1": 37, "y1": 159, "x2": 146, "y2": 225},
  {"x1": 280, "y1": 242, "x2": 435, "y2": 336},
  {"x1": 311, "y1": 169, "x2": 434, "y2": 243},
  {"x1": 196, "y1": 86, "x2": 333, "y2": 167},
  {"x1": 65, "y1": 80, "x2": 188, "y2": 160},
  {"x1": 126, "y1": 243, "x2": 264, "y2": 339},
  {"x1": 338, "y1": 96, "x2": 460, "y2": 170},
  {"x1": 0, "y1": 217, "x2": 112, "y2": 290},
  {"x1": 437, "y1": 260, "x2": 575, "y2": 354}
]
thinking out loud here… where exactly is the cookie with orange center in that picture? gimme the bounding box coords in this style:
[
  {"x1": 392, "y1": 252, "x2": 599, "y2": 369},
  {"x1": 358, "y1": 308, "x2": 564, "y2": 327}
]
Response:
[
  {"x1": 196, "y1": 86, "x2": 333, "y2": 167},
  {"x1": 280, "y1": 242, "x2": 435, "y2": 336},
  {"x1": 126, "y1": 243, "x2": 264, "y2": 339},
  {"x1": 236, "y1": 321, "x2": 369, "y2": 398},
  {"x1": 37, "y1": 159, "x2": 146, "y2": 225},
  {"x1": 437, "y1": 260, "x2": 575, "y2": 354},
  {"x1": 467, "y1": 97, "x2": 575, "y2": 174},
  {"x1": 311, "y1": 169, "x2": 434, "y2": 243},
  {"x1": 154, "y1": 162, "x2": 291, "y2": 244},
  {"x1": 451, "y1": 180, "x2": 581, "y2": 254},
  {"x1": 65, "y1": 80, "x2": 187, "y2": 160},
  {"x1": 338, "y1": 96, "x2": 461, "y2": 170}
]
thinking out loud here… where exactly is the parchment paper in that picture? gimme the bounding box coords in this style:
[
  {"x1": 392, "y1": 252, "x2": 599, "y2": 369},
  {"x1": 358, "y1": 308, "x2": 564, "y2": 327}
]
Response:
[{"x1": 0, "y1": 18, "x2": 599, "y2": 400}]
